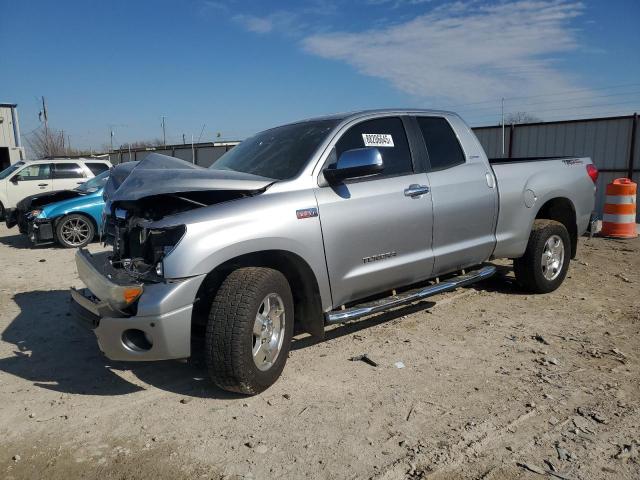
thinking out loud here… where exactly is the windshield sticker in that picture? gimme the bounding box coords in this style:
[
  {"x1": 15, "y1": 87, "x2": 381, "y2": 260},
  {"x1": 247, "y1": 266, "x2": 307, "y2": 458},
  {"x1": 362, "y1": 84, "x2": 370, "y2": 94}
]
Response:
[{"x1": 362, "y1": 133, "x2": 394, "y2": 147}]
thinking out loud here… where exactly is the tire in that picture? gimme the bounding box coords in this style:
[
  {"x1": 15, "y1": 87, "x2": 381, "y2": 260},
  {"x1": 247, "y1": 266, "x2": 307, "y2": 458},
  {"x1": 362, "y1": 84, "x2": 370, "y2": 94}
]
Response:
[
  {"x1": 55, "y1": 214, "x2": 95, "y2": 248},
  {"x1": 514, "y1": 219, "x2": 571, "y2": 293},
  {"x1": 206, "y1": 267, "x2": 294, "y2": 395},
  {"x1": 0, "y1": 202, "x2": 4, "y2": 221}
]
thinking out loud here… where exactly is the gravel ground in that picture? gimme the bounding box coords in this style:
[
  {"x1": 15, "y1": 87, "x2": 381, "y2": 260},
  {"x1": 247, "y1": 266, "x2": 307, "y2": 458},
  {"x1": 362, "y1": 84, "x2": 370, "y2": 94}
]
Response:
[{"x1": 0, "y1": 223, "x2": 638, "y2": 480}]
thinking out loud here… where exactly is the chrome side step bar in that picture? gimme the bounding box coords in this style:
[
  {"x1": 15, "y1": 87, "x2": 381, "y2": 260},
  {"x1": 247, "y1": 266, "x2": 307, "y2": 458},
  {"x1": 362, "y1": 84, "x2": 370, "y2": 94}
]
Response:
[{"x1": 325, "y1": 265, "x2": 496, "y2": 325}]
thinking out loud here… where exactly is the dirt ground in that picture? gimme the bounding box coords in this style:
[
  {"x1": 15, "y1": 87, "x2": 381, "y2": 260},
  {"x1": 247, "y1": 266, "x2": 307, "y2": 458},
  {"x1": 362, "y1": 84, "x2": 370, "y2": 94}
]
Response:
[{"x1": 0, "y1": 223, "x2": 638, "y2": 480}]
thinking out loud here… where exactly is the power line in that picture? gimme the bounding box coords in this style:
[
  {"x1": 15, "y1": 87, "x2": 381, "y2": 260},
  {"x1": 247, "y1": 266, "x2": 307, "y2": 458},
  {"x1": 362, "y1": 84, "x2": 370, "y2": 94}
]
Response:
[
  {"x1": 435, "y1": 82, "x2": 640, "y2": 110},
  {"x1": 466, "y1": 107, "x2": 639, "y2": 126},
  {"x1": 455, "y1": 90, "x2": 640, "y2": 115}
]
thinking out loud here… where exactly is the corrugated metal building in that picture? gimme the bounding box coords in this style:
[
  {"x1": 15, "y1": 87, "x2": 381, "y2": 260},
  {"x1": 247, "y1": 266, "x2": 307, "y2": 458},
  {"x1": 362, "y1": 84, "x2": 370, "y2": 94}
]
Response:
[
  {"x1": 474, "y1": 114, "x2": 639, "y2": 221},
  {"x1": 0, "y1": 103, "x2": 26, "y2": 170}
]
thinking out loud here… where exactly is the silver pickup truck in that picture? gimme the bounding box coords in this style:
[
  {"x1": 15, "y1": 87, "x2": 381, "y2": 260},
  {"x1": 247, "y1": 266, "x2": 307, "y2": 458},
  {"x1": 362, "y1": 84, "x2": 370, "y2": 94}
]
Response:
[{"x1": 70, "y1": 109, "x2": 597, "y2": 394}]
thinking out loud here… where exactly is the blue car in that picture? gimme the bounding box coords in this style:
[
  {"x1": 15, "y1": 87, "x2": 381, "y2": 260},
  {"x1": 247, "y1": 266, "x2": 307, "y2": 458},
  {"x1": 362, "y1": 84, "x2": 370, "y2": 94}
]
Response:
[{"x1": 26, "y1": 170, "x2": 109, "y2": 248}]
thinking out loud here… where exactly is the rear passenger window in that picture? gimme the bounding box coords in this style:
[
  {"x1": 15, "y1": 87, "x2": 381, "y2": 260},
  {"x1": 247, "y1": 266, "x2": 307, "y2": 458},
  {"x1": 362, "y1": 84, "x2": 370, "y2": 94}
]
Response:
[
  {"x1": 336, "y1": 117, "x2": 413, "y2": 178},
  {"x1": 86, "y1": 162, "x2": 109, "y2": 175},
  {"x1": 417, "y1": 117, "x2": 465, "y2": 170},
  {"x1": 53, "y1": 163, "x2": 85, "y2": 179}
]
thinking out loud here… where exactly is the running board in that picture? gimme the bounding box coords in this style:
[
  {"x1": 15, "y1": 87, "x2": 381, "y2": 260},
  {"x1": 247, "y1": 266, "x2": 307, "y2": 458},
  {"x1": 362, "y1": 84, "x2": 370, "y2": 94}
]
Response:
[{"x1": 325, "y1": 265, "x2": 496, "y2": 325}]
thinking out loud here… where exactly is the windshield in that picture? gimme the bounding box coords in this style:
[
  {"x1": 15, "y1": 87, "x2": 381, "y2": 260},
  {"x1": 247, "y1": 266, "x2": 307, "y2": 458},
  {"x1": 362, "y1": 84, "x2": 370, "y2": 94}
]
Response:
[
  {"x1": 210, "y1": 119, "x2": 339, "y2": 180},
  {"x1": 0, "y1": 162, "x2": 24, "y2": 180},
  {"x1": 75, "y1": 170, "x2": 110, "y2": 193}
]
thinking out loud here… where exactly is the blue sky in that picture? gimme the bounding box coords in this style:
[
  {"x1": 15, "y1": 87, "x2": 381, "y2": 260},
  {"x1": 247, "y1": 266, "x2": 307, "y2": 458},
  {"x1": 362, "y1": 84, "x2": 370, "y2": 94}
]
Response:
[{"x1": 1, "y1": 0, "x2": 639, "y2": 150}]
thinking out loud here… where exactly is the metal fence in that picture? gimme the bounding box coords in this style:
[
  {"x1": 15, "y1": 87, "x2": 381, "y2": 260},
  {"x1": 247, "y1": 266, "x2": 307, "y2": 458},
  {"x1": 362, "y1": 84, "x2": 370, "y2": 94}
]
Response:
[
  {"x1": 107, "y1": 141, "x2": 239, "y2": 168},
  {"x1": 474, "y1": 114, "x2": 639, "y2": 221}
]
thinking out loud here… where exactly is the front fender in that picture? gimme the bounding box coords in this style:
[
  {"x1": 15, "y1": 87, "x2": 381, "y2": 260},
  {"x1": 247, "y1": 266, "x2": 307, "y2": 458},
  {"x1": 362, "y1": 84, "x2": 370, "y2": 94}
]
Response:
[
  {"x1": 161, "y1": 190, "x2": 333, "y2": 311},
  {"x1": 42, "y1": 194, "x2": 105, "y2": 230}
]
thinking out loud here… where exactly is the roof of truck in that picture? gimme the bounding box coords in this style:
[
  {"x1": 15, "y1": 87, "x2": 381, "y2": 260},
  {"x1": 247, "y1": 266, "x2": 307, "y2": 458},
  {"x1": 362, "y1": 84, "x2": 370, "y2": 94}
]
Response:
[{"x1": 285, "y1": 108, "x2": 459, "y2": 126}]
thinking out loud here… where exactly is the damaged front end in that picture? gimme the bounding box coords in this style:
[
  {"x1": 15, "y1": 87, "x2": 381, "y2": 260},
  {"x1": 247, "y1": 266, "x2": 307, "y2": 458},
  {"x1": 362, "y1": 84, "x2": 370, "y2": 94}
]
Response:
[{"x1": 100, "y1": 153, "x2": 274, "y2": 283}]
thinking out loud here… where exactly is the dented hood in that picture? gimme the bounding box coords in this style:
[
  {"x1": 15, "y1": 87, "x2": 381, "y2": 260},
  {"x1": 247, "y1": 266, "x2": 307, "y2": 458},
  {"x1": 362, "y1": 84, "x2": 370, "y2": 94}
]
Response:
[{"x1": 105, "y1": 153, "x2": 274, "y2": 202}]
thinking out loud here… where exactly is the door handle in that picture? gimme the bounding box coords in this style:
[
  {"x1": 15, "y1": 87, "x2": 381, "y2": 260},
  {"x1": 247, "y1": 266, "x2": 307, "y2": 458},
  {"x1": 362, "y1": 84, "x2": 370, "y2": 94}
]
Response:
[
  {"x1": 404, "y1": 184, "x2": 430, "y2": 197},
  {"x1": 38, "y1": 183, "x2": 49, "y2": 187}
]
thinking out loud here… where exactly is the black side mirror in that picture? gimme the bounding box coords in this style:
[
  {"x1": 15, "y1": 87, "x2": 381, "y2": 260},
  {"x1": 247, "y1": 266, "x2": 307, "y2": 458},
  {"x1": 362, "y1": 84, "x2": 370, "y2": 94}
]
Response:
[
  {"x1": 323, "y1": 147, "x2": 384, "y2": 183},
  {"x1": 10, "y1": 176, "x2": 19, "y2": 184}
]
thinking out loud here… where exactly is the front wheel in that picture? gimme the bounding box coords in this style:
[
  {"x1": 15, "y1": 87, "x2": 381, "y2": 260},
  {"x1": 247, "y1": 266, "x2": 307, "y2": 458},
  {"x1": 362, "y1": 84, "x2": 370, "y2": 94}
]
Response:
[
  {"x1": 514, "y1": 219, "x2": 571, "y2": 293},
  {"x1": 205, "y1": 267, "x2": 294, "y2": 395},
  {"x1": 55, "y1": 214, "x2": 95, "y2": 248}
]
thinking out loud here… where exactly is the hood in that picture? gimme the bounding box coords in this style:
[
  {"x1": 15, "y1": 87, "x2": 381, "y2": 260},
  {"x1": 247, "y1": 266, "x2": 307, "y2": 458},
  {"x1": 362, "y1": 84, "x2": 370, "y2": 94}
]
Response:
[
  {"x1": 104, "y1": 154, "x2": 274, "y2": 202},
  {"x1": 16, "y1": 189, "x2": 84, "y2": 212}
]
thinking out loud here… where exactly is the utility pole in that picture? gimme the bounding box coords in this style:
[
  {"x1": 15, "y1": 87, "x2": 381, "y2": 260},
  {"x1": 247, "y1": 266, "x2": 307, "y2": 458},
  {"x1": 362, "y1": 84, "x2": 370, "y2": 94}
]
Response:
[
  {"x1": 191, "y1": 134, "x2": 195, "y2": 164},
  {"x1": 161, "y1": 116, "x2": 167, "y2": 146},
  {"x1": 501, "y1": 97, "x2": 505, "y2": 157},
  {"x1": 110, "y1": 128, "x2": 114, "y2": 152},
  {"x1": 182, "y1": 133, "x2": 186, "y2": 145},
  {"x1": 41, "y1": 96, "x2": 49, "y2": 156}
]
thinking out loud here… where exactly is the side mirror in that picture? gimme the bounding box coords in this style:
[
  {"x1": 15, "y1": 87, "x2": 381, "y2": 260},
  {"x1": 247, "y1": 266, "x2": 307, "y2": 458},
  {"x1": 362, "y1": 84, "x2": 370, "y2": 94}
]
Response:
[
  {"x1": 10, "y1": 176, "x2": 19, "y2": 184},
  {"x1": 324, "y1": 147, "x2": 384, "y2": 183}
]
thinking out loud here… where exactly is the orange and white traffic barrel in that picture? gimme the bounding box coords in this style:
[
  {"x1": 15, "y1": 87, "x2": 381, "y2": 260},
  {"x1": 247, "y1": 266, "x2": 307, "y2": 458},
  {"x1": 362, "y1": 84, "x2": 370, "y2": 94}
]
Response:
[{"x1": 601, "y1": 178, "x2": 637, "y2": 238}]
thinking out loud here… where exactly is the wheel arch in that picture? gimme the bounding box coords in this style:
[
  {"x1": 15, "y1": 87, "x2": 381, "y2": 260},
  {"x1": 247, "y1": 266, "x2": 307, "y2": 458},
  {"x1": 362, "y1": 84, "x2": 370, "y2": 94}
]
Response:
[
  {"x1": 191, "y1": 250, "x2": 325, "y2": 341},
  {"x1": 534, "y1": 197, "x2": 577, "y2": 258}
]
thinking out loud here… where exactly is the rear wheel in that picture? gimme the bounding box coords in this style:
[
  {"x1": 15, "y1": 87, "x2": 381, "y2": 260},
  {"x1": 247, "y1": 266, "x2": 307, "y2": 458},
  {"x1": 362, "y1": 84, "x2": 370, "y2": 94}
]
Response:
[
  {"x1": 205, "y1": 267, "x2": 294, "y2": 395},
  {"x1": 56, "y1": 214, "x2": 95, "y2": 248},
  {"x1": 514, "y1": 219, "x2": 570, "y2": 293}
]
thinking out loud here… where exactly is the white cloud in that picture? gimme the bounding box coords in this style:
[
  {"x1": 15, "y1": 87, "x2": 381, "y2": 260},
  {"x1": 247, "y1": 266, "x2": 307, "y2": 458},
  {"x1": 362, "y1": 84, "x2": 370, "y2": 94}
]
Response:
[
  {"x1": 233, "y1": 11, "x2": 302, "y2": 35},
  {"x1": 303, "y1": 1, "x2": 588, "y2": 107}
]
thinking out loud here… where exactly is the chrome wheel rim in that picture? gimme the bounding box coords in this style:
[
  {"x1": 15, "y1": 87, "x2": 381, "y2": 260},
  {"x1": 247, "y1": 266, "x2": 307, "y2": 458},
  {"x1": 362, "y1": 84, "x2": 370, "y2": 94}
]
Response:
[
  {"x1": 252, "y1": 293, "x2": 285, "y2": 371},
  {"x1": 541, "y1": 234, "x2": 564, "y2": 281},
  {"x1": 61, "y1": 217, "x2": 91, "y2": 246}
]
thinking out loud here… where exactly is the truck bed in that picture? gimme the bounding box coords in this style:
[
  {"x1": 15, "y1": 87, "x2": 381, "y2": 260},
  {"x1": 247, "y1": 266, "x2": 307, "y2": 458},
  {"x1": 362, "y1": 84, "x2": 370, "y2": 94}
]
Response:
[{"x1": 490, "y1": 156, "x2": 595, "y2": 259}]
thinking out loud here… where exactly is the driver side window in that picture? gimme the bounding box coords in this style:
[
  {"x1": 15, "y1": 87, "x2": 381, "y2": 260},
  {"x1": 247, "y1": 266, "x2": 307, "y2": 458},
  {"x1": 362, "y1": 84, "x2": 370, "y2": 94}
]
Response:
[
  {"x1": 335, "y1": 117, "x2": 413, "y2": 178},
  {"x1": 16, "y1": 163, "x2": 52, "y2": 181}
]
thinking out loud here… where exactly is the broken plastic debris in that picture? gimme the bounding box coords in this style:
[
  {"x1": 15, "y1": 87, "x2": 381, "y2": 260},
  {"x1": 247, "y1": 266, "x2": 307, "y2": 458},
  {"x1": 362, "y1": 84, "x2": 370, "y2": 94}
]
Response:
[{"x1": 349, "y1": 354, "x2": 378, "y2": 367}]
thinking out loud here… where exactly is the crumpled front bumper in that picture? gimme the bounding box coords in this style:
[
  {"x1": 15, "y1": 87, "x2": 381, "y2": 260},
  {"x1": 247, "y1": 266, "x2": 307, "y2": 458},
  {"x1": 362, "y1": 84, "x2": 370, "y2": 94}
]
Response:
[
  {"x1": 70, "y1": 249, "x2": 205, "y2": 361},
  {"x1": 28, "y1": 218, "x2": 55, "y2": 245}
]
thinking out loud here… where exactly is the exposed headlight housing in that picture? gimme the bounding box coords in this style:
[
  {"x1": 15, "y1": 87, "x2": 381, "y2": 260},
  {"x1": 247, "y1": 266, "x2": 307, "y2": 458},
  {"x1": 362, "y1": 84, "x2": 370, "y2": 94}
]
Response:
[{"x1": 30, "y1": 209, "x2": 43, "y2": 218}]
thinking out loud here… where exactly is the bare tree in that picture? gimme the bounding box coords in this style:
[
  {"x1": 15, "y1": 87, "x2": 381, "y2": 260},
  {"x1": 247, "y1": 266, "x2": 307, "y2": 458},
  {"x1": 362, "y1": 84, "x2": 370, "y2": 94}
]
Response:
[
  {"x1": 26, "y1": 127, "x2": 99, "y2": 158},
  {"x1": 26, "y1": 127, "x2": 67, "y2": 158},
  {"x1": 505, "y1": 112, "x2": 542, "y2": 124}
]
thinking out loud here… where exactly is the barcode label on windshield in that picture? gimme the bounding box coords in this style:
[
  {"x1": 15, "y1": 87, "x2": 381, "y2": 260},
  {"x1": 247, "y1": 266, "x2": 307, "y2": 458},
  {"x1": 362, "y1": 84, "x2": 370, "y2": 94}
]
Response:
[{"x1": 362, "y1": 133, "x2": 394, "y2": 147}]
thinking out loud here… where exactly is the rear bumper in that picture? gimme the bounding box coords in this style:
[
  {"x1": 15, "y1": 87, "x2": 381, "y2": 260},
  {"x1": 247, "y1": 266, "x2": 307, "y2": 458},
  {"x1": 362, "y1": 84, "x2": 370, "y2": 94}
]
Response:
[{"x1": 70, "y1": 249, "x2": 206, "y2": 361}]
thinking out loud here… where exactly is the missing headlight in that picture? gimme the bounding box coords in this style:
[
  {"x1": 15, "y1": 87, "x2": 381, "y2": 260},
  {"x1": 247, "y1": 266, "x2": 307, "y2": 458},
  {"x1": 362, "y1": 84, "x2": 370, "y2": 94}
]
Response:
[{"x1": 146, "y1": 225, "x2": 186, "y2": 265}]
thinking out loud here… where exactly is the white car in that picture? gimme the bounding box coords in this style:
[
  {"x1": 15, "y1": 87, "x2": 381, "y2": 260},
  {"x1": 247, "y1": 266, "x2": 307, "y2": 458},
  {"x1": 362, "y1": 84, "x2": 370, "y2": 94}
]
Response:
[{"x1": 0, "y1": 158, "x2": 111, "y2": 220}]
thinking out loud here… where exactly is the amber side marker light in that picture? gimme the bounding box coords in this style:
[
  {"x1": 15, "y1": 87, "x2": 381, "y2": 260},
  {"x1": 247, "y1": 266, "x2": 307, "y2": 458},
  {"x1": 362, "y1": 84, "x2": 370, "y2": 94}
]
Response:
[{"x1": 123, "y1": 287, "x2": 143, "y2": 304}]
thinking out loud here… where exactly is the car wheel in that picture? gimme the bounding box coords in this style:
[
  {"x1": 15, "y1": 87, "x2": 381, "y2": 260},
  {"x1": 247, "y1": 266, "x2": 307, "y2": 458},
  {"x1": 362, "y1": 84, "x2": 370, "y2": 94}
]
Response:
[
  {"x1": 205, "y1": 267, "x2": 294, "y2": 395},
  {"x1": 514, "y1": 219, "x2": 571, "y2": 293},
  {"x1": 55, "y1": 214, "x2": 95, "y2": 248},
  {"x1": 0, "y1": 202, "x2": 4, "y2": 221}
]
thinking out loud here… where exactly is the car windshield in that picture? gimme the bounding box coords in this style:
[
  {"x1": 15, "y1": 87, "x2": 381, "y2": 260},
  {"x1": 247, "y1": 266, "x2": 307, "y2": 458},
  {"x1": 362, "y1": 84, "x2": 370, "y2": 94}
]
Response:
[
  {"x1": 75, "y1": 170, "x2": 110, "y2": 193},
  {"x1": 0, "y1": 162, "x2": 24, "y2": 180},
  {"x1": 210, "y1": 119, "x2": 339, "y2": 180}
]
